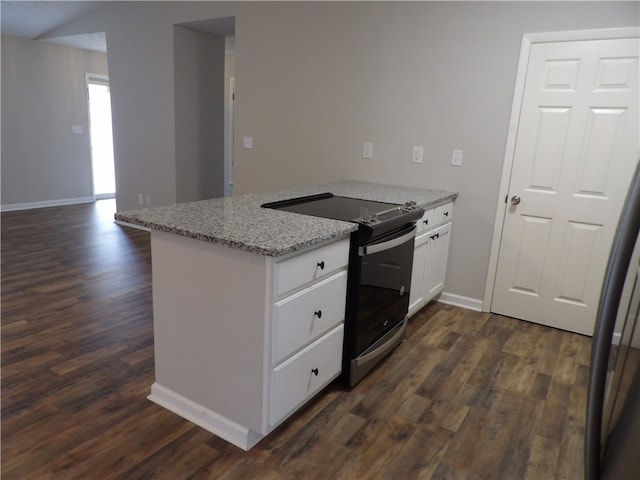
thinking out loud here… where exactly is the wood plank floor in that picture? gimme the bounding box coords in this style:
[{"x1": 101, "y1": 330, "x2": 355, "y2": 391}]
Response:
[{"x1": 1, "y1": 200, "x2": 592, "y2": 479}]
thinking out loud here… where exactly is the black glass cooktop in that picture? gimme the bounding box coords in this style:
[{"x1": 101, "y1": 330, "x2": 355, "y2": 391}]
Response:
[{"x1": 262, "y1": 193, "x2": 400, "y2": 222}]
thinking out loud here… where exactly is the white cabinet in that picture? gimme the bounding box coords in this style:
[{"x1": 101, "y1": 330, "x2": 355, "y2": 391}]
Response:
[
  {"x1": 434, "y1": 203, "x2": 452, "y2": 226},
  {"x1": 408, "y1": 203, "x2": 453, "y2": 317},
  {"x1": 425, "y1": 222, "x2": 452, "y2": 300},
  {"x1": 272, "y1": 271, "x2": 347, "y2": 364},
  {"x1": 269, "y1": 241, "x2": 348, "y2": 426},
  {"x1": 409, "y1": 231, "x2": 429, "y2": 314},
  {"x1": 148, "y1": 232, "x2": 349, "y2": 451},
  {"x1": 416, "y1": 208, "x2": 436, "y2": 235},
  {"x1": 270, "y1": 324, "x2": 343, "y2": 425},
  {"x1": 273, "y1": 239, "x2": 349, "y2": 297}
]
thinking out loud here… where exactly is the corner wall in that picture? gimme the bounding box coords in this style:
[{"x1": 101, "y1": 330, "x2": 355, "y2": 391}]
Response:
[{"x1": 1, "y1": 34, "x2": 108, "y2": 209}]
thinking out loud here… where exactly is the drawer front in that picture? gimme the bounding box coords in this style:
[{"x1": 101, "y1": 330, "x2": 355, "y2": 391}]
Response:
[
  {"x1": 434, "y1": 203, "x2": 453, "y2": 226},
  {"x1": 272, "y1": 270, "x2": 347, "y2": 364},
  {"x1": 273, "y1": 238, "x2": 349, "y2": 297},
  {"x1": 416, "y1": 208, "x2": 436, "y2": 234},
  {"x1": 269, "y1": 324, "x2": 343, "y2": 426}
]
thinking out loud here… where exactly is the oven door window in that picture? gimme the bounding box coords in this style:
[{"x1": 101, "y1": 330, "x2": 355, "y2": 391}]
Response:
[{"x1": 355, "y1": 228, "x2": 415, "y2": 355}]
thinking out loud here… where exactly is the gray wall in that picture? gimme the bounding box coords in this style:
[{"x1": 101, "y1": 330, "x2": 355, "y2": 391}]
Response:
[
  {"x1": 45, "y1": 1, "x2": 639, "y2": 303},
  {"x1": 174, "y1": 26, "x2": 226, "y2": 203},
  {"x1": 1, "y1": 34, "x2": 108, "y2": 207}
]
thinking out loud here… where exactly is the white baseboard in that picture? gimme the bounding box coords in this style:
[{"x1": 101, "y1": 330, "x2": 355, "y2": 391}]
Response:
[
  {"x1": 114, "y1": 220, "x2": 151, "y2": 232},
  {"x1": 95, "y1": 193, "x2": 115, "y2": 200},
  {"x1": 1, "y1": 196, "x2": 94, "y2": 212},
  {"x1": 148, "y1": 383, "x2": 264, "y2": 451},
  {"x1": 437, "y1": 291, "x2": 484, "y2": 312}
]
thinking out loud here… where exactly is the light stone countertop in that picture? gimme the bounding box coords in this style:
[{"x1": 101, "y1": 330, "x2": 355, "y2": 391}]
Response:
[{"x1": 115, "y1": 181, "x2": 458, "y2": 257}]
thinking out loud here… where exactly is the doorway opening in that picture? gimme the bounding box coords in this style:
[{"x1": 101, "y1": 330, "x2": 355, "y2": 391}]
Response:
[
  {"x1": 86, "y1": 74, "x2": 116, "y2": 199},
  {"x1": 174, "y1": 16, "x2": 235, "y2": 200},
  {"x1": 226, "y1": 76, "x2": 235, "y2": 197}
]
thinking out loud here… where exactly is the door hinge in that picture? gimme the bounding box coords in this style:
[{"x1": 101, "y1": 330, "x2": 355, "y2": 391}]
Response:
[{"x1": 505, "y1": 194, "x2": 508, "y2": 204}]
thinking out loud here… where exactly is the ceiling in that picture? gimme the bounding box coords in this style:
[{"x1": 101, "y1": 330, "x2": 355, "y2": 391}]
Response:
[
  {"x1": 0, "y1": 1, "x2": 235, "y2": 53},
  {"x1": 0, "y1": 1, "x2": 107, "y2": 51}
]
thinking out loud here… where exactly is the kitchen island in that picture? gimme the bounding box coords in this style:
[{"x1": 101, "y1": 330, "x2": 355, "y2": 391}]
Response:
[{"x1": 116, "y1": 181, "x2": 457, "y2": 450}]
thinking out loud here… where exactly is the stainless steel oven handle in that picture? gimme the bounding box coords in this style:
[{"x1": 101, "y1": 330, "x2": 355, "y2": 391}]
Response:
[
  {"x1": 358, "y1": 226, "x2": 416, "y2": 256},
  {"x1": 354, "y1": 317, "x2": 407, "y2": 367}
]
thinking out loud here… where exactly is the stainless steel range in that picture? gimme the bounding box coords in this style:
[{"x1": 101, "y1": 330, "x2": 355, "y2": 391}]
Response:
[{"x1": 262, "y1": 193, "x2": 424, "y2": 386}]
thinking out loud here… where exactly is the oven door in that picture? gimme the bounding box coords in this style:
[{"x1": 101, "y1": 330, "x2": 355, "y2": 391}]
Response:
[{"x1": 354, "y1": 224, "x2": 416, "y2": 356}]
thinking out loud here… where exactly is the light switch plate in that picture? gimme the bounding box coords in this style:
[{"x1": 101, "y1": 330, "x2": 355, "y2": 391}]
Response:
[
  {"x1": 243, "y1": 136, "x2": 253, "y2": 149},
  {"x1": 451, "y1": 149, "x2": 463, "y2": 166},
  {"x1": 362, "y1": 142, "x2": 373, "y2": 159},
  {"x1": 412, "y1": 146, "x2": 424, "y2": 164}
]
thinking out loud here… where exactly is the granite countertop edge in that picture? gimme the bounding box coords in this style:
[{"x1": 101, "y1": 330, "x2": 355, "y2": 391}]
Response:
[{"x1": 115, "y1": 181, "x2": 458, "y2": 257}]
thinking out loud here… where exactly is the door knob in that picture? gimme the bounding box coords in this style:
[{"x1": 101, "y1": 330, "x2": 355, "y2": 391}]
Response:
[{"x1": 511, "y1": 195, "x2": 521, "y2": 205}]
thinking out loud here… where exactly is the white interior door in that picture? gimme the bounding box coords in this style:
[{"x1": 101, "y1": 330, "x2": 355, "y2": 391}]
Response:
[{"x1": 491, "y1": 36, "x2": 639, "y2": 335}]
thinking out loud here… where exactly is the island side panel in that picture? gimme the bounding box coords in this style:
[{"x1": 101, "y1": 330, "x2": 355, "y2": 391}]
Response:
[{"x1": 150, "y1": 230, "x2": 269, "y2": 433}]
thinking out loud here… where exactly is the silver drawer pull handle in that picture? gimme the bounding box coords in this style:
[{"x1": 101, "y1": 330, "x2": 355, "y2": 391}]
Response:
[{"x1": 314, "y1": 310, "x2": 322, "y2": 318}]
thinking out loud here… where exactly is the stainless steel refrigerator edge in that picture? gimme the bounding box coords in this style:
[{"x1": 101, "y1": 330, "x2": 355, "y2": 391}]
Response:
[{"x1": 585, "y1": 160, "x2": 640, "y2": 480}]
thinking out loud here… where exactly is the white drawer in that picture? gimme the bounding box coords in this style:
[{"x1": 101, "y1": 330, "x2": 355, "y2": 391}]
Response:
[
  {"x1": 416, "y1": 208, "x2": 436, "y2": 234},
  {"x1": 269, "y1": 324, "x2": 343, "y2": 426},
  {"x1": 272, "y1": 270, "x2": 347, "y2": 364},
  {"x1": 434, "y1": 202, "x2": 453, "y2": 226},
  {"x1": 273, "y1": 238, "x2": 349, "y2": 297}
]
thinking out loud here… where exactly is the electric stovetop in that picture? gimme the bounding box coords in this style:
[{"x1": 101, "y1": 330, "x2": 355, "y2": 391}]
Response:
[{"x1": 261, "y1": 193, "x2": 402, "y2": 223}]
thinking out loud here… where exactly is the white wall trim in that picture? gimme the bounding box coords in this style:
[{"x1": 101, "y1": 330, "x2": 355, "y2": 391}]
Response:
[
  {"x1": 483, "y1": 26, "x2": 640, "y2": 313},
  {"x1": 95, "y1": 192, "x2": 115, "y2": 200},
  {"x1": 1, "y1": 196, "x2": 94, "y2": 212},
  {"x1": 148, "y1": 383, "x2": 264, "y2": 451},
  {"x1": 437, "y1": 291, "x2": 483, "y2": 312},
  {"x1": 522, "y1": 26, "x2": 640, "y2": 44},
  {"x1": 86, "y1": 72, "x2": 109, "y2": 85}
]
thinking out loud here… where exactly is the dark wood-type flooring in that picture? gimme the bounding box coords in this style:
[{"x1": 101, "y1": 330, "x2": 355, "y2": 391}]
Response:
[{"x1": 2, "y1": 200, "x2": 591, "y2": 479}]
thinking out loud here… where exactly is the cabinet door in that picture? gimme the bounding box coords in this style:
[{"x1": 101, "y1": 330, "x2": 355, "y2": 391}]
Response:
[
  {"x1": 270, "y1": 324, "x2": 343, "y2": 426},
  {"x1": 272, "y1": 270, "x2": 347, "y2": 364},
  {"x1": 408, "y1": 232, "x2": 429, "y2": 317},
  {"x1": 273, "y1": 239, "x2": 349, "y2": 297},
  {"x1": 425, "y1": 223, "x2": 451, "y2": 302},
  {"x1": 434, "y1": 203, "x2": 453, "y2": 227},
  {"x1": 416, "y1": 208, "x2": 436, "y2": 235}
]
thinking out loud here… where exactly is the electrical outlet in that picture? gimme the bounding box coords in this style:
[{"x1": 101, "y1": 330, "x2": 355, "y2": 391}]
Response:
[
  {"x1": 145, "y1": 195, "x2": 151, "y2": 205},
  {"x1": 412, "y1": 146, "x2": 424, "y2": 164},
  {"x1": 362, "y1": 142, "x2": 373, "y2": 159},
  {"x1": 138, "y1": 193, "x2": 144, "y2": 205},
  {"x1": 451, "y1": 149, "x2": 463, "y2": 167}
]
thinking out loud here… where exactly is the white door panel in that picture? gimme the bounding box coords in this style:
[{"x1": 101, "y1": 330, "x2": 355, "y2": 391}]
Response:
[{"x1": 492, "y1": 37, "x2": 639, "y2": 335}]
